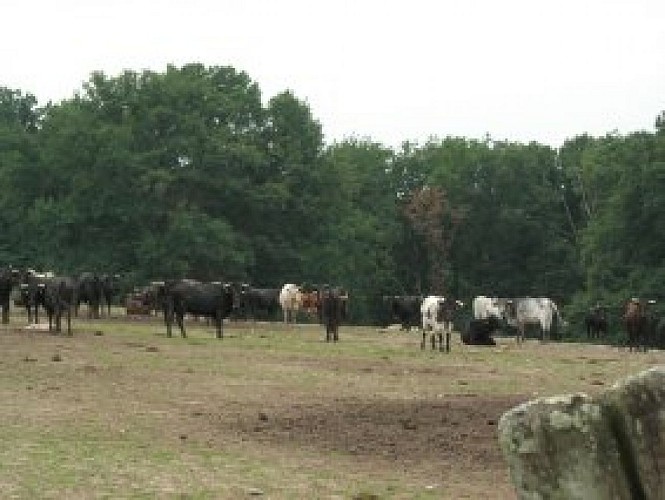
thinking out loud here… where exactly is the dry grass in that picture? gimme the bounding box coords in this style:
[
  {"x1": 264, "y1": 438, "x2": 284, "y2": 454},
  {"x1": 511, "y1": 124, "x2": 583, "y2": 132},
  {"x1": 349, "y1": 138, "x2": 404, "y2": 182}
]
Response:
[{"x1": 0, "y1": 313, "x2": 663, "y2": 499}]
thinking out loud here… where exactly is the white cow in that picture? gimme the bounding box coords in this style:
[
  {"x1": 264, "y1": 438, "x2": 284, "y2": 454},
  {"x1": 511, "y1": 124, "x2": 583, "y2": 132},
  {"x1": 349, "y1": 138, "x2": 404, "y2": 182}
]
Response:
[
  {"x1": 505, "y1": 297, "x2": 561, "y2": 342},
  {"x1": 472, "y1": 296, "x2": 507, "y2": 320},
  {"x1": 279, "y1": 283, "x2": 303, "y2": 324},
  {"x1": 421, "y1": 295, "x2": 463, "y2": 352}
]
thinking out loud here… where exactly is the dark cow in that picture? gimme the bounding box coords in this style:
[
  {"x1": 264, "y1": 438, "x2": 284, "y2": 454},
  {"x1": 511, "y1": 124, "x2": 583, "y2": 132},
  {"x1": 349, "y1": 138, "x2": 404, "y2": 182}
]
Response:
[
  {"x1": 77, "y1": 272, "x2": 103, "y2": 319},
  {"x1": 43, "y1": 276, "x2": 77, "y2": 335},
  {"x1": 382, "y1": 295, "x2": 423, "y2": 330},
  {"x1": 100, "y1": 274, "x2": 121, "y2": 317},
  {"x1": 162, "y1": 279, "x2": 237, "y2": 338},
  {"x1": 623, "y1": 298, "x2": 662, "y2": 352},
  {"x1": 585, "y1": 304, "x2": 608, "y2": 341},
  {"x1": 0, "y1": 266, "x2": 21, "y2": 324},
  {"x1": 17, "y1": 270, "x2": 52, "y2": 324},
  {"x1": 623, "y1": 299, "x2": 651, "y2": 352},
  {"x1": 320, "y1": 286, "x2": 348, "y2": 342},
  {"x1": 462, "y1": 317, "x2": 499, "y2": 346},
  {"x1": 239, "y1": 285, "x2": 281, "y2": 321}
]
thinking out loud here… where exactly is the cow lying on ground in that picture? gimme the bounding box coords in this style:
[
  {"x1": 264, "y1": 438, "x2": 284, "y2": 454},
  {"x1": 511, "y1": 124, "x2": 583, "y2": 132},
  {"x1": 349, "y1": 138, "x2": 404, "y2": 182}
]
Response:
[{"x1": 461, "y1": 317, "x2": 499, "y2": 346}]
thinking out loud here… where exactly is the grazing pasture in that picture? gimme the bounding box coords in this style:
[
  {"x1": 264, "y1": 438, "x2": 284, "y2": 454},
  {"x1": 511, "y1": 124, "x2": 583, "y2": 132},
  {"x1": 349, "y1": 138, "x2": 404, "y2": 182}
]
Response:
[{"x1": 0, "y1": 315, "x2": 663, "y2": 499}]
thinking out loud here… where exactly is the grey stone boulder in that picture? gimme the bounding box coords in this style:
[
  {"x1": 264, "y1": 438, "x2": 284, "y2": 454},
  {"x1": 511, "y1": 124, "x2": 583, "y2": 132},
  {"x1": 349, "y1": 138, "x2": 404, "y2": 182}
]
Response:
[
  {"x1": 498, "y1": 393, "x2": 630, "y2": 499},
  {"x1": 600, "y1": 366, "x2": 665, "y2": 499},
  {"x1": 498, "y1": 365, "x2": 665, "y2": 500}
]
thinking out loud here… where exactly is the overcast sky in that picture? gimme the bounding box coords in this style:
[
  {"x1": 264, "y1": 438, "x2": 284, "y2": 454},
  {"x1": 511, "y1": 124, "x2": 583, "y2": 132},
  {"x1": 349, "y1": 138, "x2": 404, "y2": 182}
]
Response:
[{"x1": 3, "y1": 0, "x2": 663, "y2": 148}]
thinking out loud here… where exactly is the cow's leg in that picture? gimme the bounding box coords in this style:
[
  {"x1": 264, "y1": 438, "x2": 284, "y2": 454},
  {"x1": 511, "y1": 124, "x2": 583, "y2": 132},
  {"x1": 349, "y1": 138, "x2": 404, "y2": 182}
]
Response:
[
  {"x1": 421, "y1": 330, "x2": 426, "y2": 350},
  {"x1": 215, "y1": 312, "x2": 222, "y2": 339},
  {"x1": 177, "y1": 312, "x2": 186, "y2": 338},
  {"x1": 66, "y1": 308, "x2": 72, "y2": 336},
  {"x1": 444, "y1": 323, "x2": 451, "y2": 352},
  {"x1": 333, "y1": 325, "x2": 339, "y2": 342},
  {"x1": 2, "y1": 303, "x2": 8, "y2": 324},
  {"x1": 164, "y1": 307, "x2": 172, "y2": 337}
]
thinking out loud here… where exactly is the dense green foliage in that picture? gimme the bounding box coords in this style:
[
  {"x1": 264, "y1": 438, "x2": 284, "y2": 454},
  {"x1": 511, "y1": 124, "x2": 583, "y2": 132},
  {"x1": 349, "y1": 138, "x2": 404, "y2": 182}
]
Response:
[{"x1": 1, "y1": 64, "x2": 663, "y2": 330}]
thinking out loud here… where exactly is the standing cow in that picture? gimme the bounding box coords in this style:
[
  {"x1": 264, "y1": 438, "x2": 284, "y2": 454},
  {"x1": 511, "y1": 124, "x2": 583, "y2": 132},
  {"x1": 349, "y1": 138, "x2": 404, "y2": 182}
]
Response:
[
  {"x1": 279, "y1": 283, "x2": 302, "y2": 324},
  {"x1": 300, "y1": 284, "x2": 324, "y2": 320},
  {"x1": 239, "y1": 285, "x2": 281, "y2": 321},
  {"x1": 585, "y1": 304, "x2": 608, "y2": 341},
  {"x1": 162, "y1": 280, "x2": 236, "y2": 338},
  {"x1": 320, "y1": 286, "x2": 348, "y2": 342},
  {"x1": 100, "y1": 273, "x2": 121, "y2": 317},
  {"x1": 77, "y1": 272, "x2": 103, "y2": 319},
  {"x1": 421, "y1": 295, "x2": 464, "y2": 352},
  {"x1": 18, "y1": 270, "x2": 53, "y2": 324},
  {"x1": 505, "y1": 297, "x2": 562, "y2": 342},
  {"x1": 623, "y1": 298, "x2": 653, "y2": 352},
  {"x1": 44, "y1": 276, "x2": 77, "y2": 335},
  {"x1": 382, "y1": 295, "x2": 423, "y2": 331},
  {"x1": 0, "y1": 266, "x2": 21, "y2": 324}
]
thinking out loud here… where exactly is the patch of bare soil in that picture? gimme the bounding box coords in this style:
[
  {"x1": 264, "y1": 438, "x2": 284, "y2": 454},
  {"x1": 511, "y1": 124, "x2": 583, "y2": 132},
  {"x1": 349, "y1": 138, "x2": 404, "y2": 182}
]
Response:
[
  {"x1": 186, "y1": 393, "x2": 525, "y2": 483},
  {"x1": 253, "y1": 396, "x2": 518, "y2": 462}
]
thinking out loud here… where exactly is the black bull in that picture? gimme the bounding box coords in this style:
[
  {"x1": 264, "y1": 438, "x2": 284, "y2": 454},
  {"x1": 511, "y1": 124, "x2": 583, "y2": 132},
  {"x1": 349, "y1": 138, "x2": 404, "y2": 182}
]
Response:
[
  {"x1": 162, "y1": 280, "x2": 237, "y2": 338},
  {"x1": 0, "y1": 267, "x2": 21, "y2": 324},
  {"x1": 382, "y1": 295, "x2": 422, "y2": 330},
  {"x1": 44, "y1": 277, "x2": 77, "y2": 335},
  {"x1": 239, "y1": 286, "x2": 281, "y2": 320},
  {"x1": 320, "y1": 288, "x2": 348, "y2": 342}
]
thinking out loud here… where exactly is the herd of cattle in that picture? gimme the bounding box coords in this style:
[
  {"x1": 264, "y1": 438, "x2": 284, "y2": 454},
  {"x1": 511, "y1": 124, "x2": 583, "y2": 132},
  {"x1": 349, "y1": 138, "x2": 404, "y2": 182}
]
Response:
[
  {"x1": 385, "y1": 294, "x2": 665, "y2": 352},
  {"x1": 1, "y1": 265, "x2": 663, "y2": 352},
  {"x1": 383, "y1": 295, "x2": 564, "y2": 351},
  {"x1": 0, "y1": 266, "x2": 349, "y2": 342},
  {"x1": 0, "y1": 267, "x2": 121, "y2": 335},
  {"x1": 126, "y1": 281, "x2": 349, "y2": 342}
]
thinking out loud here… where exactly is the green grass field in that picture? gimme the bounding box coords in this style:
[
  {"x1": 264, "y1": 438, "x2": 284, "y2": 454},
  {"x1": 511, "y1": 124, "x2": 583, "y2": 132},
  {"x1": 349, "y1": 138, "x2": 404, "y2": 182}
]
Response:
[{"x1": 0, "y1": 313, "x2": 663, "y2": 499}]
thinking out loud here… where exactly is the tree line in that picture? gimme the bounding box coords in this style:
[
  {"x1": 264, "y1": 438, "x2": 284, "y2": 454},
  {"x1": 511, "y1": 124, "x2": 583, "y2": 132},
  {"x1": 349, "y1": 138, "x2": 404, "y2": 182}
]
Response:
[{"x1": 1, "y1": 64, "x2": 664, "y2": 334}]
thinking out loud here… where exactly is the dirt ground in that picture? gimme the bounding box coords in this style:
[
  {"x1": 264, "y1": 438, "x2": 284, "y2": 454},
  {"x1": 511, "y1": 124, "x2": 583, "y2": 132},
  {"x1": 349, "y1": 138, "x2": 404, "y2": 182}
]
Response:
[{"x1": 0, "y1": 316, "x2": 663, "y2": 498}]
